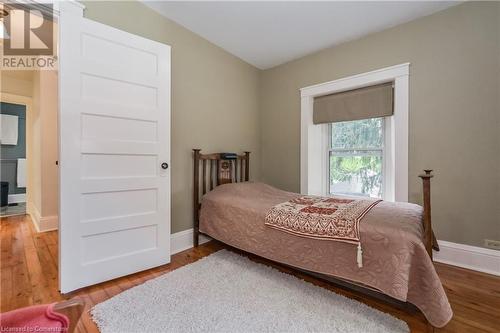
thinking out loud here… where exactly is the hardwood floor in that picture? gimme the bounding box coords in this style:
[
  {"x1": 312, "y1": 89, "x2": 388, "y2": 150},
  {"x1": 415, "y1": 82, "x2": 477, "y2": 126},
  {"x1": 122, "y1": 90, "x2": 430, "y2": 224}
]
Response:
[{"x1": 1, "y1": 215, "x2": 499, "y2": 333}]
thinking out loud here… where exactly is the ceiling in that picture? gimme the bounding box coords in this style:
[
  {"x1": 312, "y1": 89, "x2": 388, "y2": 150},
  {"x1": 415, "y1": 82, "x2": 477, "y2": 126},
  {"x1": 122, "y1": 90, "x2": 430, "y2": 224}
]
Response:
[{"x1": 142, "y1": 1, "x2": 458, "y2": 69}]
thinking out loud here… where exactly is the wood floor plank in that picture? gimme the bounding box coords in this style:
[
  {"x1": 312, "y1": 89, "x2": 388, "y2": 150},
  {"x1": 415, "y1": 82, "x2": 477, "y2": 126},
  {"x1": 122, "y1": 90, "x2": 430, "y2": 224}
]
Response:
[
  {"x1": 0, "y1": 219, "x2": 13, "y2": 268},
  {"x1": 19, "y1": 218, "x2": 52, "y2": 305},
  {"x1": 443, "y1": 282, "x2": 500, "y2": 318},
  {"x1": 32, "y1": 230, "x2": 47, "y2": 249},
  {"x1": 86, "y1": 285, "x2": 108, "y2": 307},
  {"x1": 40, "y1": 231, "x2": 56, "y2": 246},
  {"x1": 11, "y1": 262, "x2": 32, "y2": 309},
  {"x1": 73, "y1": 293, "x2": 96, "y2": 333},
  {"x1": 1, "y1": 214, "x2": 499, "y2": 333},
  {"x1": 0, "y1": 266, "x2": 13, "y2": 312},
  {"x1": 47, "y1": 244, "x2": 58, "y2": 267},
  {"x1": 23, "y1": 248, "x2": 54, "y2": 305},
  {"x1": 19, "y1": 218, "x2": 36, "y2": 252},
  {"x1": 100, "y1": 281, "x2": 123, "y2": 299},
  {"x1": 449, "y1": 303, "x2": 500, "y2": 333}
]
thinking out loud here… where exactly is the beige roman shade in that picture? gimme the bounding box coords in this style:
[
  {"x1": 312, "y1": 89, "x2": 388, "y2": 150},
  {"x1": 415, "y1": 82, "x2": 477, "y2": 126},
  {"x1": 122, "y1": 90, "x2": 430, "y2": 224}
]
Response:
[{"x1": 313, "y1": 82, "x2": 393, "y2": 124}]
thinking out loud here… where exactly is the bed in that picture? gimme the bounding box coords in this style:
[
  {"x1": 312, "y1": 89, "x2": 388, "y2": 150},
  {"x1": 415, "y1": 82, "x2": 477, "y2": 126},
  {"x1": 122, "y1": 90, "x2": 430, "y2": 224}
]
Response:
[{"x1": 193, "y1": 149, "x2": 452, "y2": 328}]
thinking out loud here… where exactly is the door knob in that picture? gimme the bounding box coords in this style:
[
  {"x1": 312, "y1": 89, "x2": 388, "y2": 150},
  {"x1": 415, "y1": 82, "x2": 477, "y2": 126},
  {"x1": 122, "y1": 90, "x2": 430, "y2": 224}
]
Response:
[{"x1": 161, "y1": 162, "x2": 169, "y2": 170}]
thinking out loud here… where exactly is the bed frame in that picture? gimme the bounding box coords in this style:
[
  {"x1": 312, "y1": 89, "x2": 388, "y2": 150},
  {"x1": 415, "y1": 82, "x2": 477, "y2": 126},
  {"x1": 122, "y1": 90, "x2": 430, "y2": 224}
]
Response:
[
  {"x1": 192, "y1": 149, "x2": 250, "y2": 247},
  {"x1": 192, "y1": 149, "x2": 438, "y2": 312}
]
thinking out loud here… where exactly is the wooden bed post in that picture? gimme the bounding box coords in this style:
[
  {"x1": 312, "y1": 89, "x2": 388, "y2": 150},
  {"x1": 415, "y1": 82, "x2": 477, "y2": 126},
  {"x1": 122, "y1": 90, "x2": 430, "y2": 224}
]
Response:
[
  {"x1": 193, "y1": 149, "x2": 201, "y2": 247},
  {"x1": 244, "y1": 152, "x2": 250, "y2": 181},
  {"x1": 419, "y1": 170, "x2": 433, "y2": 259}
]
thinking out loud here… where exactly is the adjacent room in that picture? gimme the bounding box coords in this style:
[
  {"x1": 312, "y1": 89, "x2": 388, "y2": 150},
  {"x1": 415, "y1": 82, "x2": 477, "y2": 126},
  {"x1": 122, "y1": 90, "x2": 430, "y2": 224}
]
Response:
[
  {"x1": 1, "y1": 77, "x2": 28, "y2": 218},
  {"x1": 1, "y1": 1, "x2": 498, "y2": 333},
  {"x1": 1, "y1": 70, "x2": 59, "y2": 231}
]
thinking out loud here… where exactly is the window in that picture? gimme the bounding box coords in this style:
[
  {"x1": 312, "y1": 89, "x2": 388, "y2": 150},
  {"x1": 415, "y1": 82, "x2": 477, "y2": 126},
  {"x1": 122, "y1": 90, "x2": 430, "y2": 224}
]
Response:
[
  {"x1": 300, "y1": 63, "x2": 409, "y2": 202},
  {"x1": 329, "y1": 118, "x2": 384, "y2": 198}
]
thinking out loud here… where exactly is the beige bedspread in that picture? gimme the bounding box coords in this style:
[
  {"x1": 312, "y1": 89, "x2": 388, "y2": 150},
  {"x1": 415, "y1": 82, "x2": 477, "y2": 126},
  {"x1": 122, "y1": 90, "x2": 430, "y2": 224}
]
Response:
[{"x1": 199, "y1": 182, "x2": 452, "y2": 328}]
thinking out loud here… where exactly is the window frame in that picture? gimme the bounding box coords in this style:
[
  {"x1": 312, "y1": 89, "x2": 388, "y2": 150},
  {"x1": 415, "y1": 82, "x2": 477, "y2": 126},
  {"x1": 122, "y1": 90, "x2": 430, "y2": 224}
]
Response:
[{"x1": 300, "y1": 63, "x2": 407, "y2": 202}]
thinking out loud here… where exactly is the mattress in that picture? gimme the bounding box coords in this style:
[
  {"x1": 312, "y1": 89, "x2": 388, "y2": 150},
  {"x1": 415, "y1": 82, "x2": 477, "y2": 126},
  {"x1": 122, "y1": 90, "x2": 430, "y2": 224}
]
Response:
[{"x1": 199, "y1": 182, "x2": 452, "y2": 327}]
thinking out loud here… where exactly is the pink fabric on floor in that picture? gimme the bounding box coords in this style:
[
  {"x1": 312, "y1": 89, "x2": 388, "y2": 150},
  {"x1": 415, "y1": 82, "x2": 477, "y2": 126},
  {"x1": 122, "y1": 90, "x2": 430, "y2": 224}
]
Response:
[{"x1": 1, "y1": 303, "x2": 69, "y2": 332}]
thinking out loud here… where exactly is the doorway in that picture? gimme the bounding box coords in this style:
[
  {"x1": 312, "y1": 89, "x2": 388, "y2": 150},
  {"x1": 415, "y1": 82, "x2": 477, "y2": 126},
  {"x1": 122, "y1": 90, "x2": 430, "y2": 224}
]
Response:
[
  {"x1": 1, "y1": 72, "x2": 59, "y2": 231},
  {"x1": 0, "y1": 95, "x2": 28, "y2": 217},
  {"x1": 1, "y1": 0, "x2": 60, "y2": 228}
]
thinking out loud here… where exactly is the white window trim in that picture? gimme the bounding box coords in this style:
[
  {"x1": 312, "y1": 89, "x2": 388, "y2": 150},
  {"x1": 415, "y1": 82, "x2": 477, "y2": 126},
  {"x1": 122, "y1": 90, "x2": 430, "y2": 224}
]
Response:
[{"x1": 300, "y1": 63, "x2": 409, "y2": 202}]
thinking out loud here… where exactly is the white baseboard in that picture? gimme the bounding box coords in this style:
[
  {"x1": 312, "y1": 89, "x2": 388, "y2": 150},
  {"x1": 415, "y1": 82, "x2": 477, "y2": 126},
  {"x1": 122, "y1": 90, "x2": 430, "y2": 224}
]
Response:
[
  {"x1": 171, "y1": 228, "x2": 211, "y2": 255},
  {"x1": 8, "y1": 193, "x2": 26, "y2": 204},
  {"x1": 27, "y1": 204, "x2": 41, "y2": 230},
  {"x1": 27, "y1": 204, "x2": 58, "y2": 232},
  {"x1": 36, "y1": 215, "x2": 58, "y2": 232},
  {"x1": 434, "y1": 240, "x2": 500, "y2": 276}
]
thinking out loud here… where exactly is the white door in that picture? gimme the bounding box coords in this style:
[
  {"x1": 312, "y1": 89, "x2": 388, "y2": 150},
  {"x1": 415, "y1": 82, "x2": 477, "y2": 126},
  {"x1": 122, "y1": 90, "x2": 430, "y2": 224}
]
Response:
[{"x1": 58, "y1": 2, "x2": 171, "y2": 293}]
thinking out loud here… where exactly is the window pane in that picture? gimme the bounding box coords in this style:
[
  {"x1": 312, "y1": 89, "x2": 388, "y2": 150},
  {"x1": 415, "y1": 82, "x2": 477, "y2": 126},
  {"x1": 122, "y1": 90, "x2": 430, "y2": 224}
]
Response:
[
  {"x1": 331, "y1": 118, "x2": 383, "y2": 149},
  {"x1": 329, "y1": 152, "x2": 383, "y2": 198}
]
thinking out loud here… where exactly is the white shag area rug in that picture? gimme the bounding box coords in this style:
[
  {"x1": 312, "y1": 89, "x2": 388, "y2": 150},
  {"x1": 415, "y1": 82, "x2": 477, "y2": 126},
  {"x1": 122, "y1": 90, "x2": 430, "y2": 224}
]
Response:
[{"x1": 91, "y1": 250, "x2": 409, "y2": 333}]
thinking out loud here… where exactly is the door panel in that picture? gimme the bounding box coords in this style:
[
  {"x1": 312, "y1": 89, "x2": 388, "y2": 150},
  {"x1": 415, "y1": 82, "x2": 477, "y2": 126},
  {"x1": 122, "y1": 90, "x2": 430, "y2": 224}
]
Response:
[{"x1": 59, "y1": 2, "x2": 171, "y2": 293}]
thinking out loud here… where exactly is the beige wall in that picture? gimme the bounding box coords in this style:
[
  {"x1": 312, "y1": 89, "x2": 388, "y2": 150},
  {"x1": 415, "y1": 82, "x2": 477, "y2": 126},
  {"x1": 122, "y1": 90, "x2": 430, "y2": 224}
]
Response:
[
  {"x1": 1, "y1": 72, "x2": 33, "y2": 97},
  {"x1": 31, "y1": 72, "x2": 42, "y2": 217},
  {"x1": 259, "y1": 2, "x2": 500, "y2": 248},
  {"x1": 83, "y1": 1, "x2": 261, "y2": 233},
  {"x1": 39, "y1": 71, "x2": 59, "y2": 217},
  {"x1": 28, "y1": 71, "x2": 59, "y2": 224}
]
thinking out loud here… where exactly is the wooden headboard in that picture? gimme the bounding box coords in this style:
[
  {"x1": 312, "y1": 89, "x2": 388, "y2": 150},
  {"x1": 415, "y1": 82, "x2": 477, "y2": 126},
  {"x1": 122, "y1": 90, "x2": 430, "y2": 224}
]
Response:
[{"x1": 192, "y1": 149, "x2": 250, "y2": 246}]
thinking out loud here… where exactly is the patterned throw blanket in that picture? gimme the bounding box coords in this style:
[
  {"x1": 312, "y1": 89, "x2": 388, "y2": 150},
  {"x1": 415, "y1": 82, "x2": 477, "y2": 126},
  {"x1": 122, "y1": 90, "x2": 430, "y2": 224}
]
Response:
[{"x1": 265, "y1": 195, "x2": 381, "y2": 267}]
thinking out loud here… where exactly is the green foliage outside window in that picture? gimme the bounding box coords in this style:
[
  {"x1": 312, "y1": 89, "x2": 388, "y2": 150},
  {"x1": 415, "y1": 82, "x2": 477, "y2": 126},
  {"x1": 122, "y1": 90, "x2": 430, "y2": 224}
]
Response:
[{"x1": 329, "y1": 118, "x2": 384, "y2": 197}]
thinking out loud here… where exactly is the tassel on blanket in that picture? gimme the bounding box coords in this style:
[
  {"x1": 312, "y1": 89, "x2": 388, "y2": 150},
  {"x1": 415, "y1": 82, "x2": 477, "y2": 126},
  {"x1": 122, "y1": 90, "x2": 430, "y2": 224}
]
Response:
[{"x1": 357, "y1": 243, "x2": 363, "y2": 268}]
